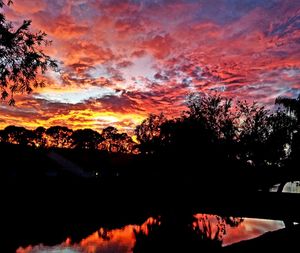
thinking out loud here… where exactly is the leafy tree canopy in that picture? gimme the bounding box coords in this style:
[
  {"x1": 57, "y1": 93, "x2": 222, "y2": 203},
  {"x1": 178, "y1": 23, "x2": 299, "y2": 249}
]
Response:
[{"x1": 0, "y1": 0, "x2": 57, "y2": 105}]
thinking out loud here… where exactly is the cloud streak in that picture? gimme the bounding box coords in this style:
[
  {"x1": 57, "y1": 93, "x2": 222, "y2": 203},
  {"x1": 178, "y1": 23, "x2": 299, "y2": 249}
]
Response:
[{"x1": 1, "y1": 0, "x2": 300, "y2": 131}]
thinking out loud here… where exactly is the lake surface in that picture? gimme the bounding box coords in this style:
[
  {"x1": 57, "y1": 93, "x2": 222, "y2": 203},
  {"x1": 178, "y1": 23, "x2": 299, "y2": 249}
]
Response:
[
  {"x1": 6, "y1": 179, "x2": 299, "y2": 253},
  {"x1": 15, "y1": 215, "x2": 284, "y2": 253}
]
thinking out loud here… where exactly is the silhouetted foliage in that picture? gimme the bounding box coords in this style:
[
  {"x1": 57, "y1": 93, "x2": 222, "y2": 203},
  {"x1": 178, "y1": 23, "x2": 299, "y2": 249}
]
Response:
[
  {"x1": 0, "y1": 1, "x2": 57, "y2": 105},
  {"x1": 263, "y1": 111, "x2": 295, "y2": 166},
  {"x1": 100, "y1": 126, "x2": 138, "y2": 153},
  {"x1": 276, "y1": 95, "x2": 300, "y2": 121},
  {"x1": 1, "y1": 125, "x2": 33, "y2": 145},
  {"x1": 133, "y1": 214, "x2": 243, "y2": 253},
  {"x1": 134, "y1": 93, "x2": 298, "y2": 191},
  {"x1": 1, "y1": 92, "x2": 300, "y2": 190},
  {"x1": 275, "y1": 94, "x2": 300, "y2": 180},
  {"x1": 135, "y1": 113, "x2": 167, "y2": 154},
  {"x1": 0, "y1": 124, "x2": 138, "y2": 154},
  {"x1": 45, "y1": 126, "x2": 73, "y2": 148},
  {"x1": 100, "y1": 126, "x2": 119, "y2": 152},
  {"x1": 72, "y1": 128, "x2": 103, "y2": 149},
  {"x1": 33, "y1": 126, "x2": 47, "y2": 148}
]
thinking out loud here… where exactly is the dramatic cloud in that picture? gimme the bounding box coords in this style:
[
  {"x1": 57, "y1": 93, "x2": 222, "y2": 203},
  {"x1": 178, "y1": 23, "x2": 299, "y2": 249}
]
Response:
[{"x1": 1, "y1": 0, "x2": 300, "y2": 131}]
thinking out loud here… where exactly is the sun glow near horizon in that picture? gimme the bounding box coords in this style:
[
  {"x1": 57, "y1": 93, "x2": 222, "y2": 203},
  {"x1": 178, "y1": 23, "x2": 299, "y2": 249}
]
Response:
[
  {"x1": 0, "y1": 106, "x2": 147, "y2": 133},
  {"x1": 1, "y1": 0, "x2": 300, "y2": 132}
]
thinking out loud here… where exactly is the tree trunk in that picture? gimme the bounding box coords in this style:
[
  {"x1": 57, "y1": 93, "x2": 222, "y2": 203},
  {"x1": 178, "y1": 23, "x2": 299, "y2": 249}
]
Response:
[{"x1": 277, "y1": 181, "x2": 294, "y2": 228}]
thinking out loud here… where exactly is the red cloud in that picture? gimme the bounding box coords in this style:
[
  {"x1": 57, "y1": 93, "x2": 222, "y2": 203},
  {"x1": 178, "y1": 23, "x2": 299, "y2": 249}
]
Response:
[
  {"x1": 142, "y1": 34, "x2": 175, "y2": 59},
  {"x1": 1, "y1": 0, "x2": 300, "y2": 132}
]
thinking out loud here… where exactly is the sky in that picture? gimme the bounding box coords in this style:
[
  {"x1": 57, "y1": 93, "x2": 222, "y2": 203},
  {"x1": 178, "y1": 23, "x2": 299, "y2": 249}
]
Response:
[{"x1": 1, "y1": 0, "x2": 300, "y2": 132}]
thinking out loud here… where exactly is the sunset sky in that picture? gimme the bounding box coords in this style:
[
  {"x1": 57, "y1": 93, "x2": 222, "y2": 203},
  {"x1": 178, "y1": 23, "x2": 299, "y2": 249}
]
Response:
[{"x1": 1, "y1": 0, "x2": 300, "y2": 132}]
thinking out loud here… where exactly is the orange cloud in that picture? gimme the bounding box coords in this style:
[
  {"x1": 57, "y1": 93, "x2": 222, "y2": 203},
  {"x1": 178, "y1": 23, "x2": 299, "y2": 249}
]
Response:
[
  {"x1": 1, "y1": 0, "x2": 300, "y2": 132},
  {"x1": 11, "y1": 0, "x2": 46, "y2": 14},
  {"x1": 0, "y1": 94, "x2": 147, "y2": 133}
]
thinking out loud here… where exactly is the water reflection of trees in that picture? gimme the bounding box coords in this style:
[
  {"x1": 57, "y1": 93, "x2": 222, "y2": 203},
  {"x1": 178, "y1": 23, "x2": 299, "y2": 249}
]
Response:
[{"x1": 133, "y1": 214, "x2": 243, "y2": 253}]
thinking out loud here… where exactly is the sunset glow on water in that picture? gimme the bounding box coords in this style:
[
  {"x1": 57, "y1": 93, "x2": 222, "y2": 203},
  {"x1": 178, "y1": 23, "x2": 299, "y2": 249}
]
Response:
[
  {"x1": 16, "y1": 216, "x2": 284, "y2": 253},
  {"x1": 1, "y1": 1, "x2": 300, "y2": 252}
]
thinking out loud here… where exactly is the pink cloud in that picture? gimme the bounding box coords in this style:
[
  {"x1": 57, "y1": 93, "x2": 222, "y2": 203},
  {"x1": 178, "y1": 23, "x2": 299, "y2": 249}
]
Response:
[{"x1": 1, "y1": 0, "x2": 300, "y2": 131}]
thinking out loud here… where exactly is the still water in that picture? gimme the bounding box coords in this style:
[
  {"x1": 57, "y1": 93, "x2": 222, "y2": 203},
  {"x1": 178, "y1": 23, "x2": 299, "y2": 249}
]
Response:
[{"x1": 16, "y1": 215, "x2": 284, "y2": 253}]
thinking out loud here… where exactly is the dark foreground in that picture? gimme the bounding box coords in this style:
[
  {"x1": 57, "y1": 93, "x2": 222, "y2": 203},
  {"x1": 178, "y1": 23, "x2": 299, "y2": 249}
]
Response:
[
  {"x1": 1, "y1": 143, "x2": 300, "y2": 252},
  {"x1": 2, "y1": 178, "x2": 300, "y2": 253}
]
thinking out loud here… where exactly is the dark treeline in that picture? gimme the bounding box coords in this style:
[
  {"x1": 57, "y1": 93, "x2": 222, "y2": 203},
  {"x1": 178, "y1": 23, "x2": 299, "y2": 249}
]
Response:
[
  {"x1": 129, "y1": 92, "x2": 300, "y2": 253},
  {"x1": 2, "y1": 92, "x2": 300, "y2": 253},
  {"x1": 134, "y1": 92, "x2": 300, "y2": 193},
  {"x1": 0, "y1": 125, "x2": 139, "y2": 153},
  {"x1": 1, "y1": 92, "x2": 300, "y2": 191},
  {"x1": 2, "y1": 2, "x2": 300, "y2": 252}
]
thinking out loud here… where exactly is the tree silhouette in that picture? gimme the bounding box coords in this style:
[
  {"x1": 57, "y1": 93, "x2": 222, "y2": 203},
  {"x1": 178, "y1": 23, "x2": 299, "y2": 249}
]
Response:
[
  {"x1": 1, "y1": 125, "x2": 33, "y2": 146},
  {"x1": 45, "y1": 126, "x2": 73, "y2": 148},
  {"x1": 276, "y1": 95, "x2": 300, "y2": 162},
  {"x1": 99, "y1": 126, "x2": 137, "y2": 153},
  {"x1": 33, "y1": 126, "x2": 47, "y2": 148},
  {"x1": 264, "y1": 111, "x2": 295, "y2": 167},
  {"x1": 0, "y1": 124, "x2": 139, "y2": 153},
  {"x1": 236, "y1": 101, "x2": 270, "y2": 169},
  {"x1": 99, "y1": 126, "x2": 118, "y2": 152},
  {"x1": 0, "y1": 92, "x2": 299, "y2": 188},
  {"x1": 276, "y1": 95, "x2": 300, "y2": 122},
  {"x1": 0, "y1": 0, "x2": 57, "y2": 105},
  {"x1": 275, "y1": 95, "x2": 300, "y2": 187},
  {"x1": 135, "y1": 113, "x2": 167, "y2": 154},
  {"x1": 72, "y1": 128, "x2": 103, "y2": 149},
  {"x1": 133, "y1": 94, "x2": 245, "y2": 192},
  {"x1": 133, "y1": 93, "x2": 300, "y2": 192},
  {"x1": 184, "y1": 93, "x2": 238, "y2": 157},
  {"x1": 0, "y1": 128, "x2": 6, "y2": 142},
  {"x1": 109, "y1": 132, "x2": 136, "y2": 153}
]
